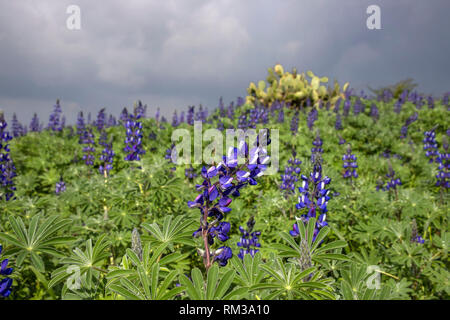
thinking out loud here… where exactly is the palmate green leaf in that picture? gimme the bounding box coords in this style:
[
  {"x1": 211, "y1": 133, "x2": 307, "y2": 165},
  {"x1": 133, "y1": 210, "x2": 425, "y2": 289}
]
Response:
[
  {"x1": 252, "y1": 256, "x2": 334, "y2": 300},
  {"x1": 0, "y1": 214, "x2": 75, "y2": 271},
  {"x1": 177, "y1": 265, "x2": 236, "y2": 300},
  {"x1": 142, "y1": 215, "x2": 196, "y2": 248},
  {"x1": 49, "y1": 234, "x2": 111, "y2": 289},
  {"x1": 231, "y1": 252, "x2": 266, "y2": 290},
  {"x1": 338, "y1": 262, "x2": 396, "y2": 300},
  {"x1": 106, "y1": 242, "x2": 182, "y2": 300}
]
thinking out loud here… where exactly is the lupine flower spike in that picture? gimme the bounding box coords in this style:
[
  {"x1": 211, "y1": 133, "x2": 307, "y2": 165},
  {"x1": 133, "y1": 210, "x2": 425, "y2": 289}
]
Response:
[
  {"x1": 423, "y1": 127, "x2": 439, "y2": 163},
  {"x1": 0, "y1": 113, "x2": 17, "y2": 201},
  {"x1": 55, "y1": 177, "x2": 66, "y2": 194},
  {"x1": 291, "y1": 148, "x2": 331, "y2": 243},
  {"x1": 188, "y1": 129, "x2": 271, "y2": 270},
  {"x1": 81, "y1": 128, "x2": 96, "y2": 166},
  {"x1": 0, "y1": 245, "x2": 14, "y2": 297},
  {"x1": 411, "y1": 219, "x2": 425, "y2": 244},
  {"x1": 124, "y1": 110, "x2": 145, "y2": 161},
  {"x1": 342, "y1": 144, "x2": 358, "y2": 182},
  {"x1": 280, "y1": 158, "x2": 302, "y2": 197},
  {"x1": 237, "y1": 216, "x2": 261, "y2": 259},
  {"x1": 436, "y1": 136, "x2": 449, "y2": 204}
]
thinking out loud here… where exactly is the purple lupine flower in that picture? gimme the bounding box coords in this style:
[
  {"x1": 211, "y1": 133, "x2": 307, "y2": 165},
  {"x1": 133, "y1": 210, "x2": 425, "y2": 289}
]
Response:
[
  {"x1": 280, "y1": 158, "x2": 302, "y2": 196},
  {"x1": 165, "y1": 143, "x2": 176, "y2": 171},
  {"x1": 311, "y1": 131, "x2": 323, "y2": 163},
  {"x1": 394, "y1": 89, "x2": 408, "y2": 114},
  {"x1": 124, "y1": 111, "x2": 145, "y2": 161},
  {"x1": 291, "y1": 150, "x2": 331, "y2": 243},
  {"x1": 385, "y1": 167, "x2": 402, "y2": 191},
  {"x1": 334, "y1": 98, "x2": 341, "y2": 114},
  {"x1": 0, "y1": 245, "x2": 14, "y2": 297},
  {"x1": 353, "y1": 98, "x2": 363, "y2": 116},
  {"x1": 306, "y1": 97, "x2": 312, "y2": 107},
  {"x1": 214, "y1": 246, "x2": 233, "y2": 266},
  {"x1": 107, "y1": 114, "x2": 117, "y2": 127},
  {"x1": 185, "y1": 165, "x2": 198, "y2": 181},
  {"x1": 217, "y1": 119, "x2": 224, "y2": 131},
  {"x1": 237, "y1": 113, "x2": 248, "y2": 130},
  {"x1": 95, "y1": 108, "x2": 106, "y2": 132},
  {"x1": 155, "y1": 107, "x2": 160, "y2": 123},
  {"x1": 179, "y1": 111, "x2": 185, "y2": 124},
  {"x1": 408, "y1": 90, "x2": 418, "y2": 103},
  {"x1": 187, "y1": 106, "x2": 195, "y2": 125},
  {"x1": 135, "y1": 101, "x2": 147, "y2": 119},
  {"x1": 99, "y1": 138, "x2": 115, "y2": 177},
  {"x1": 370, "y1": 103, "x2": 379, "y2": 121},
  {"x1": 195, "y1": 105, "x2": 203, "y2": 122},
  {"x1": 427, "y1": 96, "x2": 435, "y2": 109},
  {"x1": 172, "y1": 110, "x2": 179, "y2": 127},
  {"x1": 55, "y1": 178, "x2": 66, "y2": 194},
  {"x1": 29, "y1": 113, "x2": 41, "y2": 132},
  {"x1": 237, "y1": 216, "x2": 261, "y2": 259},
  {"x1": 400, "y1": 112, "x2": 418, "y2": 139},
  {"x1": 236, "y1": 97, "x2": 245, "y2": 107},
  {"x1": 307, "y1": 108, "x2": 318, "y2": 131},
  {"x1": 0, "y1": 113, "x2": 16, "y2": 201},
  {"x1": 11, "y1": 113, "x2": 24, "y2": 138},
  {"x1": 442, "y1": 92, "x2": 449, "y2": 107},
  {"x1": 218, "y1": 97, "x2": 226, "y2": 117},
  {"x1": 343, "y1": 98, "x2": 351, "y2": 117},
  {"x1": 377, "y1": 162, "x2": 401, "y2": 193},
  {"x1": 435, "y1": 137, "x2": 449, "y2": 189},
  {"x1": 342, "y1": 144, "x2": 358, "y2": 180},
  {"x1": 189, "y1": 129, "x2": 271, "y2": 269},
  {"x1": 423, "y1": 128, "x2": 439, "y2": 163},
  {"x1": 338, "y1": 135, "x2": 346, "y2": 145},
  {"x1": 394, "y1": 100, "x2": 402, "y2": 114},
  {"x1": 290, "y1": 112, "x2": 299, "y2": 135},
  {"x1": 227, "y1": 101, "x2": 235, "y2": 120},
  {"x1": 210, "y1": 222, "x2": 231, "y2": 242},
  {"x1": 411, "y1": 219, "x2": 425, "y2": 244},
  {"x1": 335, "y1": 113, "x2": 343, "y2": 131},
  {"x1": 81, "y1": 128, "x2": 95, "y2": 166},
  {"x1": 120, "y1": 108, "x2": 129, "y2": 124},
  {"x1": 76, "y1": 111, "x2": 85, "y2": 141},
  {"x1": 382, "y1": 89, "x2": 394, "y2": 103},
  {"x1": 400, "y1": 126, "x2": 408, "y2": 139},
  {"x1": 278, "y1": 108, "x2": 284, "y2": 123},
  {"x1": 48, "y1": 99, "x2": 63, "y2": 132}
]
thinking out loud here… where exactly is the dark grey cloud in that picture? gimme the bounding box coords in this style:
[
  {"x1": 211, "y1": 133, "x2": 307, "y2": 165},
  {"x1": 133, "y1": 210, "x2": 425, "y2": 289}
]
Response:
[{"x1": 0, "y1": 0, "x2": 449, "y2": 125}]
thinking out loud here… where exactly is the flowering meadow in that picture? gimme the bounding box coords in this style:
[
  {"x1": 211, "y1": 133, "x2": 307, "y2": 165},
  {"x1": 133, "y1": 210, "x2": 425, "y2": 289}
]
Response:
[{"x1": 0, "y1": 66, "x2": 448, "y2": 300}]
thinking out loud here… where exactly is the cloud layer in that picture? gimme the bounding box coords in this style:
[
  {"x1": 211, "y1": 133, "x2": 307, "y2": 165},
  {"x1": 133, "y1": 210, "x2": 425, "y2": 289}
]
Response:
[{"x1": 0, "y1": 0, "x2": 449, "y2": 124}]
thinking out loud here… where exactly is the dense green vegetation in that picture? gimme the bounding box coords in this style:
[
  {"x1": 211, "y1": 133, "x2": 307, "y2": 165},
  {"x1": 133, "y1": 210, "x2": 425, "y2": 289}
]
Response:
[{"x1": 0, "y1": 71, "x2": 448, "y2": 300}]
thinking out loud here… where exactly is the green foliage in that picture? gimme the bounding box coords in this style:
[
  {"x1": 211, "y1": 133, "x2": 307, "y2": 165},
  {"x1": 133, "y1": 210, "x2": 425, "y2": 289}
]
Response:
[
  {"x1": 1, "y1": 88, "x2": 448, "y2": 300},
  {"x1": 0, "y1": 215, "x2": 74, "y2": 272}
]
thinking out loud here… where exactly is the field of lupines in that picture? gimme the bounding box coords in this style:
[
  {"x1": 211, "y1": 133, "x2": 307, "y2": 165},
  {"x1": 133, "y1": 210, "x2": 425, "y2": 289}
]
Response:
[{"x1": 0, "y1": 65, "x2": 448, "y2": 300}]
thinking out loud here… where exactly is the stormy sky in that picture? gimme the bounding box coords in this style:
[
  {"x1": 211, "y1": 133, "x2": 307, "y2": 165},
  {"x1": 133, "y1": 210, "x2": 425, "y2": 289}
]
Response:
[{"x1": 0, "y1": 0, "x2": 449, "y2": 125}]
